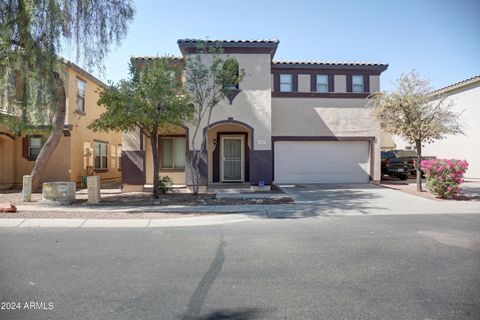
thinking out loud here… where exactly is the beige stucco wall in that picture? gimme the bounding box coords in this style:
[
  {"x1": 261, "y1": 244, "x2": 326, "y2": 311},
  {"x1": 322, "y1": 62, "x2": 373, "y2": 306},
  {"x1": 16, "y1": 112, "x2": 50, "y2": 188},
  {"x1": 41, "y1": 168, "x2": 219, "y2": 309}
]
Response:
[
  {"x1": 393, "y1": 81, "x2": 480, "y2": 179},
  {"x1": 334, "y1": 75, "x2": 347, "y2": 93},
  {"x1": 186, "y1": 53, "x2": 272, "y2": 151},
  {"x1": 66, "y1": 67, "x2": 122, "y2": 185},
  {"x1": 272, "y1": 97, "x2": 381, "y2": 180},
  {"x1": 298, "y1": 74, "x2": 310, "y2": 92}
]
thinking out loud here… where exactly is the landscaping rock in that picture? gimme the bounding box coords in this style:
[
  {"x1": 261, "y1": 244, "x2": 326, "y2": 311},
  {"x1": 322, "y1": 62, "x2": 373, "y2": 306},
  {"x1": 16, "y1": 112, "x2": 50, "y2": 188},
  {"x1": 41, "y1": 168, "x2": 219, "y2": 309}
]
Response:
[{"x1": 0, "y1": 202, "x2": 17, "y2": 213}]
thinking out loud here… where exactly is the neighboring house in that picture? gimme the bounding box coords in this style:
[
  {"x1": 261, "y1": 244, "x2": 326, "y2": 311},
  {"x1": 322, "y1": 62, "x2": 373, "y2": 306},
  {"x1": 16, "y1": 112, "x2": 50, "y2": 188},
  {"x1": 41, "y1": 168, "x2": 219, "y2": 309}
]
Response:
[
  {"x1": 392, "y1": 75, "x2": 480, "y2": 179},
  {"x1": 0, "y1": 60, "x2": 122, "y2": 189},
  {"x1": 121, "y1": 39, "x2": 388, "y2": 191}
]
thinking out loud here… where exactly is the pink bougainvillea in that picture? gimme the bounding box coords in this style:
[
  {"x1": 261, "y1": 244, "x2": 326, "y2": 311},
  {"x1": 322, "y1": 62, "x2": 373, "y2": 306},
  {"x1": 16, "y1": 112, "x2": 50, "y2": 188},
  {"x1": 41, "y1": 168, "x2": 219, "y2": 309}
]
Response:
[{"x1": 421, "y1": 159, "x2": 469, "y2": 199}]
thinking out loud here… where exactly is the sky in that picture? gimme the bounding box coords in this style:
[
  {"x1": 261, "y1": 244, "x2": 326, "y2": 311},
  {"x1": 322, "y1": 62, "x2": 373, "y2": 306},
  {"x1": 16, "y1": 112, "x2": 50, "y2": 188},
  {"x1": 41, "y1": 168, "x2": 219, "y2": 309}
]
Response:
[{"x1": 64, "y1": 0, "x2": 480, "y2": 92}]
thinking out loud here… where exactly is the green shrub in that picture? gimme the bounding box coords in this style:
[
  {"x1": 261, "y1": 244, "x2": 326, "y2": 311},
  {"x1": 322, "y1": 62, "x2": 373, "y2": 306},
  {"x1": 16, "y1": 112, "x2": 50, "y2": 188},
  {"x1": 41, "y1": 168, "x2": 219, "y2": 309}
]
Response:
[
  {"x1": 158, "y1": 176, "x2": 173, "y2": 194},
  {"x1": 421, "y1": 159, "x2": 469, "y2": 199}
]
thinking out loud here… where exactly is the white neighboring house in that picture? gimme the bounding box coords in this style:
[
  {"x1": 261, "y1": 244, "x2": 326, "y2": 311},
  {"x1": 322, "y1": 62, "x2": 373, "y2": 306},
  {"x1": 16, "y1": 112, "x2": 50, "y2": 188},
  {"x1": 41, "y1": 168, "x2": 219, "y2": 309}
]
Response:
[{"x1": 394, "y1": 75, "x2": 480, "y2": 179}]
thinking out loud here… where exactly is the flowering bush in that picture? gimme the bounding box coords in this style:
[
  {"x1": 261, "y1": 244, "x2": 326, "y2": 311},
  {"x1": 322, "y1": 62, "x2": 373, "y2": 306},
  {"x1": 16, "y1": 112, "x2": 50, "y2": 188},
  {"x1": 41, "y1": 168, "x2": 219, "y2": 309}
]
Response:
[{"x1": 420, "y1": 159, "x2": 469, "y2": 199}]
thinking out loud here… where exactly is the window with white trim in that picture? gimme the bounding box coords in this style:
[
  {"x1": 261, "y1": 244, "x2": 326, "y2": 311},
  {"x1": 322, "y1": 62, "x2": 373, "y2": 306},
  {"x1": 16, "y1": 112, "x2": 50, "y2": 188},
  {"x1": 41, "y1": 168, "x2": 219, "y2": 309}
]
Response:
[
  {"x1": 94, "y1": 141, "x2": 108, "y2": 170},
  {"x1": 352, "y1": 75, "x2": 364, "y2": 93},
  {"x1": 29, "y1": 137, "x2": 42, "y2": 160},
  {"x1": 76, "y1": 78, "x2": 86, "y2": 112},
  {"x1": 161, "y1": 137, "x2": 186, "y2": 169},
  {"x1": 279, "y1": 74, "x2": 292, "y2": 92},
  {"x1": 316, "y1": 75, "x2": 329, "y2": 92}
]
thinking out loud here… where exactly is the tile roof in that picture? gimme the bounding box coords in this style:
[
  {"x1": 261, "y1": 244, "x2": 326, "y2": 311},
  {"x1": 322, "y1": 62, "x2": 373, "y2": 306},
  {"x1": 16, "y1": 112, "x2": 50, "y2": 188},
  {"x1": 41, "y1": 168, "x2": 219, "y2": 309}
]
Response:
[
  {"x1": 177, "y1": 39, "x2": 279, "y2": 44},
  {"x1": 131, "y1": 56, "x2": 184, "y2": 61},
  {"x1": 431, "y1": 75, "x2": 480, "y2": 94},
  {"x1": 272, "y1": 60, "x2": 388, "y2": 67}
]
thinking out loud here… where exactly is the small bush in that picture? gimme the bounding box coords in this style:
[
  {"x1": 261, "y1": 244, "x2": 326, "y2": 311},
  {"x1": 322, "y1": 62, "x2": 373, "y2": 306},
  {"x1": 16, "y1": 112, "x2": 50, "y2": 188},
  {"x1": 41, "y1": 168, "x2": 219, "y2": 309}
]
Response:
[
  {"x1": 421, "y1": 159, "x2": 469, "y2": 199},
  {"x1": 158, "y1": 176, "x2": 173, "y2": 194}
]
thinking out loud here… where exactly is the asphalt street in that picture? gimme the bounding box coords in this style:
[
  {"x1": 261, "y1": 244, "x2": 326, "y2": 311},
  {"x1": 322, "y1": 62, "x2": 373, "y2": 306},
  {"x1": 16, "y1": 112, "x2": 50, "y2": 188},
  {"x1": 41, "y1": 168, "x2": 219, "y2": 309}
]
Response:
[{"x1": 1, "y1": 213, "x2": 479, "y2": 319}]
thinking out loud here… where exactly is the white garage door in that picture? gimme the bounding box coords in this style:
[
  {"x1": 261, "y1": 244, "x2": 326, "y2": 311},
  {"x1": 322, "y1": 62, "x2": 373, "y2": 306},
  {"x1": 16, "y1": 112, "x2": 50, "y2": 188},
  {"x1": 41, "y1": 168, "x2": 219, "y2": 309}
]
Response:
[{"x1": 274, "y1": 141, "x2": 370, "y2": 183}]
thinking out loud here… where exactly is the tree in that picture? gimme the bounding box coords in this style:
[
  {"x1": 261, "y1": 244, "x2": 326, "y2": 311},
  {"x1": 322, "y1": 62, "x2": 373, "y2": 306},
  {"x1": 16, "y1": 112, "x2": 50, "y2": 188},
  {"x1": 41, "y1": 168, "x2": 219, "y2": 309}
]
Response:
[
  {"x1": 0, "y1": 0, "x2": 135, "y2": 190},
  {"x1": 184, "y1": 41, "x2": 244, "y2": 194},
  {"x1": 370, "y1": 70, "x2": 463, "y2": 191},
  {"x1": 89, "y1": 58, "x2": 192, "y2": 199}
]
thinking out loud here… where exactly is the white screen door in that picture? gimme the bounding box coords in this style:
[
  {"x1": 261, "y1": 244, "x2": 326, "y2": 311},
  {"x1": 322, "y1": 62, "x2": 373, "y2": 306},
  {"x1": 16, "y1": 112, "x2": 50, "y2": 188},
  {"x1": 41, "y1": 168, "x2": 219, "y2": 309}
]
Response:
[{"x1": 221, "y1": 136, "x2": 244, "y2": 182}]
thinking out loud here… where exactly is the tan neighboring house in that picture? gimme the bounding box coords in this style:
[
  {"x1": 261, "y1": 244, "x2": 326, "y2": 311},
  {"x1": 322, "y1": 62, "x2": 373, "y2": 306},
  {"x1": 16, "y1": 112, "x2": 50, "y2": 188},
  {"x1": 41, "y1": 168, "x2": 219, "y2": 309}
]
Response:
[
  {"x1": 121, "y1": 39, "x2": 388, "y2": 190},
  {"x1": 0, "y1": 60, "x2": 122, "y2": 189},
  {"x1": 392, "y1": 75, "x2": 480, "y2": 179}
]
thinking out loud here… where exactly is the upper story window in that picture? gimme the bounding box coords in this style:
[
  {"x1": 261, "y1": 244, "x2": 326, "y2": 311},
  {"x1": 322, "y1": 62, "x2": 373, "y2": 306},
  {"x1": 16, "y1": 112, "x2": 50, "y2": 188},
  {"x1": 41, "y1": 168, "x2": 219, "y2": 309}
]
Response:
[
  {"x1": 94, "y1": 141, "x2": 108, "y2": 170},
  {"x1": 76, "y1": 78, "x2": 86, "y2": 113},
  {"x1": 222, "y1": 58, "x2": 240, "y2": 90},
  {"x1": 352, "y1": 75, "x2": 364, "y2": 93},
  {"x1": 280, "y1": 74, "x2": 292, "y2": 92},
  {"x1": 316, "y1": 75, "x2": 329, "y2": 93}
]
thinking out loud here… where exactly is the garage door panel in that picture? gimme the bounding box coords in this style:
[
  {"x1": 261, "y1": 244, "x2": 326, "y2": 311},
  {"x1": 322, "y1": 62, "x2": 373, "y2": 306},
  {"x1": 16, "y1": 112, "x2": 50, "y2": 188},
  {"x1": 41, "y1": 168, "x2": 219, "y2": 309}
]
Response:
[{"x1": 274, "y1": 141, "x2": 370, "y2": 184}]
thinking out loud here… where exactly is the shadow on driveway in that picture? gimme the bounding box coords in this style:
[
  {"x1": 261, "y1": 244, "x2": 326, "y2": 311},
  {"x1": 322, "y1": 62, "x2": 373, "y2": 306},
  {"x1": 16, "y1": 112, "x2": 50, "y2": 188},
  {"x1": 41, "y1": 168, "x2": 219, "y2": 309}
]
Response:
[{"x1": 269, "y1": 184, "x2": 388, "y2": 218}]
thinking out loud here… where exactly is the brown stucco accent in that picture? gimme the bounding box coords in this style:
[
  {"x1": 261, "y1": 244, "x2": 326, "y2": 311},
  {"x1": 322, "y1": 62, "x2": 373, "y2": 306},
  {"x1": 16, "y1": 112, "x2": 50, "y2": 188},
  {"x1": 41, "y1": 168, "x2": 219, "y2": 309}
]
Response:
[
  {"x1": 121, "y1": 150, "x2": 146, "y2": 185},
  {"x1": 271, "y1": 65, "x2": 387, "y2": 74},
  {"x1": 212, "y1": 132, "x2": 250, "y2": 183},
  {"x1": 185, "y1": 150, "x2": 208, "y2": 186},
  {"x1": 249, "y1": 150, "x2": 273, "y2": 185},
  {"x1": 271, "y1": 136, "x2": 375, "y2": 181},
  {"x1": 272, "y1": 92, "x2": 370, "y2": 98}
]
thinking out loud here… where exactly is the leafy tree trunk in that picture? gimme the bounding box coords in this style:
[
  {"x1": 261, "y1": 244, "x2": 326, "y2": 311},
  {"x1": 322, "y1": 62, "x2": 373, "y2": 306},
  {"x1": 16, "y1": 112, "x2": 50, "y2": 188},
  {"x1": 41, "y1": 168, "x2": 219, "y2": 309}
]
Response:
[
  {"x1": 415, "y1": 140, "x2": 423, "y2": 192},
  {"x1": 31, "y1": 74, "x2": 66, "y2": 191},
  {"x1": 150, "y1": 130, "x2": 160, "y2": 199}
]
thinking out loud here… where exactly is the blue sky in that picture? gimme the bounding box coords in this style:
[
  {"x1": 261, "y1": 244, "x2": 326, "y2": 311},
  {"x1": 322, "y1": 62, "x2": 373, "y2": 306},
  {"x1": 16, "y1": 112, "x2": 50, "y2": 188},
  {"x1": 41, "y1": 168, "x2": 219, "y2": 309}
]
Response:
[{"x1": 68, "y1": 0, "x2": 480, "y2": 91}]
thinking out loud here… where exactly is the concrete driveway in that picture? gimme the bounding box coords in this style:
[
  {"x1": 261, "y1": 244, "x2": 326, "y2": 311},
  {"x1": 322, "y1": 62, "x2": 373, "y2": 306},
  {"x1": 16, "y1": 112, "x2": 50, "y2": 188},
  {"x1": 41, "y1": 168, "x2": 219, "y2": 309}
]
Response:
[{"x1": 275, "y1": 183, "x2": 480, "y2": 217}]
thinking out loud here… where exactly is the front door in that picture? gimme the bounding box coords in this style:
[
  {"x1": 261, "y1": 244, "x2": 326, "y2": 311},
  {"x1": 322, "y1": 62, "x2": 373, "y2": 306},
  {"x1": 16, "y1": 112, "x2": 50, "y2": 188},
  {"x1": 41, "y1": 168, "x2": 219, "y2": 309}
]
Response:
[{"x1": 221, "y1": 136, "x2": 244, "y2": 182}]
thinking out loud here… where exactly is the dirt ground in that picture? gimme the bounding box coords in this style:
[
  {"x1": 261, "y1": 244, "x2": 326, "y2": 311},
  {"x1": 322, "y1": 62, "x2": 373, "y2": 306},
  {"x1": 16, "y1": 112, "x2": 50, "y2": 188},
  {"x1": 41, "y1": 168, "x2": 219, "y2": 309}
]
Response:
[
  {"x1": 379, "y1": 178, "x2": 480, "y2": 201},
  {"x1": 0, "y1": 188, "x2": 293, "y2": 207}
]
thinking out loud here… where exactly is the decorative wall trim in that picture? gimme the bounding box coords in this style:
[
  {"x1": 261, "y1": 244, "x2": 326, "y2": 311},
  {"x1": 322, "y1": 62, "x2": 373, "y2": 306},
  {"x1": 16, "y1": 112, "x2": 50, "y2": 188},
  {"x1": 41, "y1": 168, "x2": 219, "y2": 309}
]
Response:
[
  {"x1": 204, "y1": 119, "x2": 255, "y2": 150},
  {"x1": 0, "y1": 132, "x2": 15, "y2": 140}
]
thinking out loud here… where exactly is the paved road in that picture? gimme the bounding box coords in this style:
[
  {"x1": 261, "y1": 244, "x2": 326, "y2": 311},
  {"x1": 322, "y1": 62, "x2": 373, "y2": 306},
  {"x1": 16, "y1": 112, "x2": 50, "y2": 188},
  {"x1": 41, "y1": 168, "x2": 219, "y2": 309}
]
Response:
[{"x1": 1, "y1": 213, "x2": 479, "y2": 320}]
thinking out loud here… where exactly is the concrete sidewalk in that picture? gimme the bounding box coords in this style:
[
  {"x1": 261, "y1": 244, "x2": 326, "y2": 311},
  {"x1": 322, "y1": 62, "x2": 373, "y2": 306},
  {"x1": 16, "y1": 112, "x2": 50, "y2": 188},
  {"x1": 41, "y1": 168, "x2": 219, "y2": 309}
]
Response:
[{"x1": 0, "y1": 213, "x2": 258, "y2": 228}]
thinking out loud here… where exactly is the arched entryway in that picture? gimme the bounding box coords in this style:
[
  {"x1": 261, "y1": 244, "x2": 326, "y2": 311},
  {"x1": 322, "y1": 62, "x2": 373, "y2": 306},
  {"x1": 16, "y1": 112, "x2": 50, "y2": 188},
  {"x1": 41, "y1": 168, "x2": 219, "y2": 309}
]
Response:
[{"x1": 207, "y1": 120, "x2": 253, "y2": 183}]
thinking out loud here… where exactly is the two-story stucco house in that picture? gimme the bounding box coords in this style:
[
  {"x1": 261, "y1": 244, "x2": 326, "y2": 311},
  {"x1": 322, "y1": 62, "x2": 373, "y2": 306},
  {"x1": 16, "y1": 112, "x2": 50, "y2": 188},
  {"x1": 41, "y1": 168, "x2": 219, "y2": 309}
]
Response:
[
  {"x1": 0, "y1": 60, "x2": 122, "y2": 189},
  {"x1": 121, "y1": 39, "x2": 388, "y2": 191}
]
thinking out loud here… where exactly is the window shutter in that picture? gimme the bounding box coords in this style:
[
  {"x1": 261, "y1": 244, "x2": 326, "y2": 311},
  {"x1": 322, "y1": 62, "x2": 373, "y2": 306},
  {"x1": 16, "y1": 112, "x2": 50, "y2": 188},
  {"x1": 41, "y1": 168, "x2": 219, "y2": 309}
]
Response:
[{"x1": 22, "y1": 136, "x2": 29, "y2": 158}]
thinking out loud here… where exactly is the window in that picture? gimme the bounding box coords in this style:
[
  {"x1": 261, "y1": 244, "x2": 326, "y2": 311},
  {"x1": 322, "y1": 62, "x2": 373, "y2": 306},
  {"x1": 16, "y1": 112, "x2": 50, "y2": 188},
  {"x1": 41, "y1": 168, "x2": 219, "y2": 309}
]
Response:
[
  {"x1": 118, "y1": 144, "x2": 122, "y2": 170},
  {"x1": 279, "y1": 74, "x2": 292, "y2": 92},
  {"x1": 94, "y1": 141, "x2": 108, "y2": 170},
  {"x1": 222, "y1": 58, "x2": 240, "y2": 90},
  {"x1": 161, "y1": 137, "x2": 186, "y2": 169},
  {"x1": 29, "y1": 137, "x2": 43, "y2": 160},
  {"x1": 316, "y1": 75, "x2": 329, "y2": 93},
  {"x1": 352, "y1": 75, "x2": 364, "y2": 93},
  {"x1": 76, "y1": 79, "x2": 86, "y2": 112}
]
